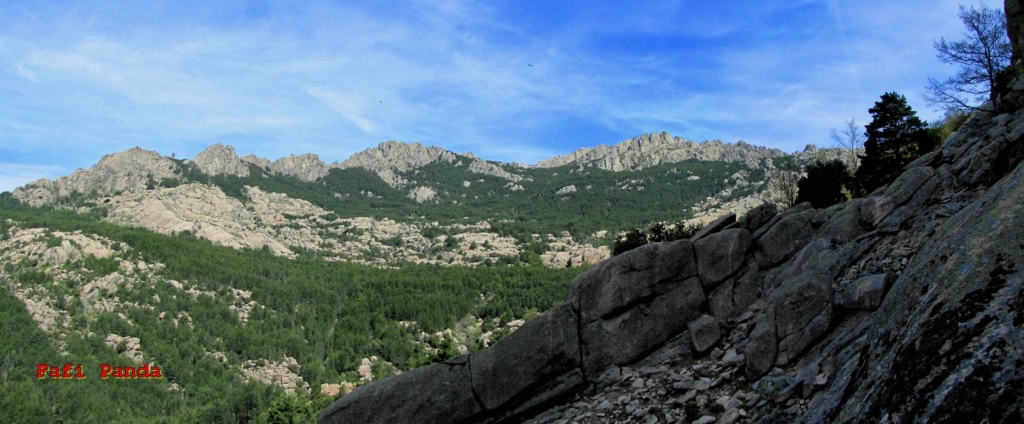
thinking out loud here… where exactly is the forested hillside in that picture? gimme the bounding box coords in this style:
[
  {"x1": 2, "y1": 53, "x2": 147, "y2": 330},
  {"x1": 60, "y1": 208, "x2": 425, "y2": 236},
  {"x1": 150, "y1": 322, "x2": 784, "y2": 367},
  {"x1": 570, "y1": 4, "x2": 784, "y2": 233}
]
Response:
[
  {"x1": 173, "y1": 157, "x2": 763, "y2": 239},
  {"x1": 0, "y1": 197, "x2": 581, "y2": 422},
  {"x1": 12, "y1": 138, "x2": 812, "y2": 269}
]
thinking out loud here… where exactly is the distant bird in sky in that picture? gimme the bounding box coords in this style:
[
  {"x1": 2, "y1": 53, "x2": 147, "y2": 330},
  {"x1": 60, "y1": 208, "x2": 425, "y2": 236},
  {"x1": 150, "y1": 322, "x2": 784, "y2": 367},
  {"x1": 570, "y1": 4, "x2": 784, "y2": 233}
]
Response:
[{"x1": 527, "y1": 64, "x2": 533, "y2": 67}]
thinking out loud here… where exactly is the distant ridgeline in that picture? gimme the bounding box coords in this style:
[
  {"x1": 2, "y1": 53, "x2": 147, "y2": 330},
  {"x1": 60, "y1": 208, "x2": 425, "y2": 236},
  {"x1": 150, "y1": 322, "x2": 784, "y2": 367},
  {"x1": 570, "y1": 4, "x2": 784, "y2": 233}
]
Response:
[{"x1": 8, "y1": 134, "x2": 849, "y2": 268}]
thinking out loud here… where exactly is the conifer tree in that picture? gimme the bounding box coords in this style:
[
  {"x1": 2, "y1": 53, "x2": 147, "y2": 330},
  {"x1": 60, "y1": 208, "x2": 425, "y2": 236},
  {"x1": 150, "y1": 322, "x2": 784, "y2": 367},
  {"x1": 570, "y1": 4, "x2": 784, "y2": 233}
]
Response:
[{"x1": 854, "y1": 92, "x2": 941, "y2": 196}]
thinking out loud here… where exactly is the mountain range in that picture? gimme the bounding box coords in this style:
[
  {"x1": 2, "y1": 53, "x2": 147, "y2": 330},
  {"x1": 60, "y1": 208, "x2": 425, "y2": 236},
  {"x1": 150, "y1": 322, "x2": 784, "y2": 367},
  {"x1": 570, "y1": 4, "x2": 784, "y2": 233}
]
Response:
[
  {"x1": 8, "y1": 133, "x2": 850, "y2": 268},
  {"x1": 0, "y1": 130, "x2": 858, "y2": 422}
]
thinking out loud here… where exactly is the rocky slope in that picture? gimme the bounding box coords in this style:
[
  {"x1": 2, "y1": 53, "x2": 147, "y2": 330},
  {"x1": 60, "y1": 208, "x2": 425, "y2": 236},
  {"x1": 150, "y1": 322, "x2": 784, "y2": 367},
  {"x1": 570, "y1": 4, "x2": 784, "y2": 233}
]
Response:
[
  {"x1": 8, "y1": 130, "x2": 855, "y2": 270},
  {"x1": 15, "y1": 147, "x2": 179, "y2": 207},
  {"x1": 98, "y1": 182, "x2": 604, "y2": 267},
  {"x1": 535, "y1": 133, "x2": 786, "y2": 171},
  {"x1": 193, "y1": 144, "x2": 253, "y2": 177},
  {"x1": 318, "y1": 74, "x2": 1024, "y2": 424},
  {"x1": 338, "y1": 141, "x2": 461, "y2": 187}
]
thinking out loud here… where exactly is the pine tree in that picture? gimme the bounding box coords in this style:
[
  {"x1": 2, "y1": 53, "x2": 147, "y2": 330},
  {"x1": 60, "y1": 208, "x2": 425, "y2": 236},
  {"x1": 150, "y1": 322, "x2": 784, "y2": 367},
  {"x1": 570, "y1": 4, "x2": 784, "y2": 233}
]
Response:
[{"x1": 854, "y1": 92, "x2": 940, "y2": 196}]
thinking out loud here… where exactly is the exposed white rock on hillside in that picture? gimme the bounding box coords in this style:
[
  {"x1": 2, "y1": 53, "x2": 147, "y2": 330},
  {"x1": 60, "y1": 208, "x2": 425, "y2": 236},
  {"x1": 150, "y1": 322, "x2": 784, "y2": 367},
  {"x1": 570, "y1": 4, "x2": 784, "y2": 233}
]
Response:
[
  {"x1": 102, "y1": 183, "x2": 298, "y2": 257},
  {"x1": 467, "y1": 158, "x2": 526, "y2": 182},
  {"x1": 13, "y1": 147, "x2": 178, "y2": 207},
  {"x1": 407, "y1": 186, "x2": 437, "y2": 203},
  {"x1": 193, "y1": 144, "x2": 252, "y2": 177},
  {"x1": 270, "y1": 153, "x2": 330, "y2": 182},
  {"x1": 241, "y1": 356, "x2": 311, "y2": 394},
  {"x1": 535, "y1": 132, "x2": 786, "y2": 171},
  {"x1": 339, "y1": 141, "x2": 458, "y2": 187},
  {"x1": 195, "y1": 144, "x2": 329, "y2": 181}
]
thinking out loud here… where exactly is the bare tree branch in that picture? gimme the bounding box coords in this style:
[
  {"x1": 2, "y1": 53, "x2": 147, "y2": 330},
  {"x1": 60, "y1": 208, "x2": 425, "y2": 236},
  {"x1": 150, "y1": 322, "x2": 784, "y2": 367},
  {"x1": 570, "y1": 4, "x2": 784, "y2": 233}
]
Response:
[
  {"x1": 829, "y1": 118, "x2": 864, "y2": 169},
  {"x1": 926, "y1": 4, "x2": 1012, "y2": 113}
]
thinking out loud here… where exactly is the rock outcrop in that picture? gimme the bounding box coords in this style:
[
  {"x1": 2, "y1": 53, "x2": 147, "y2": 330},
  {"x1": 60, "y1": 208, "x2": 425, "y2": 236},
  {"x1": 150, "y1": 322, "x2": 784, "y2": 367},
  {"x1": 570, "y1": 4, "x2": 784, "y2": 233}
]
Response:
[
  {"x1": 339, "y1": 141, "x2": 459, "y2": 187},
  {"x1": 193, "y1": 144, "x2": 251, "y2": 177},
  {"x1": 467, "y1": 159, "x2": 525, "y2": 182},
  {"x1": 407, "y1": 186, "x2": 437, "y2": 203},
  {"x1": 269, "y1": 153, "x2": 329, "y2": 182},
  {"x1": 240, "y1": 356, "x2": 311, "y2": 394},
  {"x1": 535, "y1": 133, "x2": 786, "y2": 171},
  {"x1": 321, "y1": 77, "x2": 1024, "y2": 423},
  {"x1": 337, "y1": 141, "x2": 527, "y2": 187},
  {"x1": 102, "y1": 183, "x2": 298, "y2": 257},
  {"x1": 13, "y1": 147, "x2": 179, "y2": 206},
  {"x1": 104, "y1": 334, "x2": 145, "y2": 363}
]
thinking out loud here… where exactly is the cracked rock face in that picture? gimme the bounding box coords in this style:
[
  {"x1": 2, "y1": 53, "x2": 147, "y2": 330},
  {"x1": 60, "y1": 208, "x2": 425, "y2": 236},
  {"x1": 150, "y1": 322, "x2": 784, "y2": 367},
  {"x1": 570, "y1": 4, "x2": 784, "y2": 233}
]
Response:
[
  {"x1": 338, "y1": 141, "x2": 458, "y2": 187},
  {"x1": 193, "y1": 143, "x2": 251, "y2": 177},
  {"x1": 269, "y1": 153, "x2": 329, "y2": 182}
]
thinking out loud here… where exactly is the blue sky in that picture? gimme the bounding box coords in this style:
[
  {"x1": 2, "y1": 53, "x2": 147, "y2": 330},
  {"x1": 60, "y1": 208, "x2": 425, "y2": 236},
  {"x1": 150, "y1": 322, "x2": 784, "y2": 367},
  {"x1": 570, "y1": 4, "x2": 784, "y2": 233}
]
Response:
[{"x1": 0, "y1": 0, "x2": 1005, "y2": 192}]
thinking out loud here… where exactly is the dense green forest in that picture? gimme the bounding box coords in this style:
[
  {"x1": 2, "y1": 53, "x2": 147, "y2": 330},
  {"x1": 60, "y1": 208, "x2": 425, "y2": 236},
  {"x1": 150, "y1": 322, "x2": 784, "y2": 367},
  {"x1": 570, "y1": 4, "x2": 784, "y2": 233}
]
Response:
[{"x1": 0, "y1": 197, "x2": 583, "y2": 422}]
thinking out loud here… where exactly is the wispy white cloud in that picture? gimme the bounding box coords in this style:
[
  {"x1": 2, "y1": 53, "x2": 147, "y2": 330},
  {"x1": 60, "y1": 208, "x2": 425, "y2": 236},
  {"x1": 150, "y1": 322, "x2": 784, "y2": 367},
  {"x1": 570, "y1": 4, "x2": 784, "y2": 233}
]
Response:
[
  {"x1": 0, "y1": 0, "x2": 1008, "y2": 184},
  {"x1": 304, "y1": 86, "x2": 379, "y2": 135}
]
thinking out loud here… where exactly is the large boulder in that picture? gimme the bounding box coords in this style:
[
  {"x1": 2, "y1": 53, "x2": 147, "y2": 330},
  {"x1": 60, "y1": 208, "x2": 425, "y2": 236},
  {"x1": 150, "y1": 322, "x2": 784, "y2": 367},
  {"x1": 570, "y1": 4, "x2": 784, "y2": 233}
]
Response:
[
  {"x1": 567, "y1": 239, "x2": 697, "y2": 323},
  {"x1": 694, "y1": 229, "x2": 752, "y2": 290},
  {"x1": 470, "y1": 303, "x2": 580, "y2": 411},
  {"x1": 688, "y1": 314, "x2": 722, "y2": 353},
  {"x1": 745, "y1": 203, "x2": 779, "y2": 232},
  {"x1": 774, "y1": 273, "x2": 834, "y2": 366},
  {"x1": 835, "y1": 273, "x2": 891, "y2": 311},
  {"x1": 817, "y1": 199, "x2": 875, "y2": 244},
  {"x1": 754, "y1": 211, "x2": 815, "y2": 267},
  {"x1": 691, "y1": 213, "x2": 736, "y2": 241},
  {"x1": 579, "y1": 277, "x2": 705, "y2": 375},
  {"x1": 707, "y1": 264, "x2": 762, "y2": 322},
  {"x1": 318, "y1": 356, "x2": 480, "y2": 423},
  {"x1": 744, "y1": 304, "x2": 778, "y2": 380}
]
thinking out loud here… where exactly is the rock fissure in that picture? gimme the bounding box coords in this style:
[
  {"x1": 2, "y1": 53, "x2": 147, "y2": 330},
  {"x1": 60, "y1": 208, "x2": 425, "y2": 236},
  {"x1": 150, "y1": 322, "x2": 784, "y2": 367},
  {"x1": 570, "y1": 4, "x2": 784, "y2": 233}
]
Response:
[{"x1": 466, "y1": 355, "x2": 487, "y2": 414}]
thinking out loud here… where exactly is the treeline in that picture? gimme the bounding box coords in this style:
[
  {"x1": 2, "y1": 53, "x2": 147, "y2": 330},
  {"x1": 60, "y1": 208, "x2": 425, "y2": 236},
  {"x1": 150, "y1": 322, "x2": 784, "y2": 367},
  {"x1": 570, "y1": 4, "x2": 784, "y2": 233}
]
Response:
[{"x1": 0, "y1": 198, "x2": 582, "y2": 422}]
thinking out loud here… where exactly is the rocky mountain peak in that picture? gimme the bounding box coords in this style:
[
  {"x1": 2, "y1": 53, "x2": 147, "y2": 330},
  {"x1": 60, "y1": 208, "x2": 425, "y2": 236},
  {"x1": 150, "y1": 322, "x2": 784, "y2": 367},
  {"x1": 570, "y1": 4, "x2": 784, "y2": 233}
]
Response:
[
  {"x1": 193, "y1": 144, "x2": 251, "y2": 177},
  {"x1": 339, "y1": 141, "x2": 460, "y2": 187},
  {"x1": 240, "y1": 154, "x2": 271, "y2": 169},
  {"x1": 341, "y1": 141, "x2": 458, "y2": 172},
  {"x1": 534, "y1": 132, "x2": 786, "y2": 171},
  {"x1": 270, "y1": 153, "x2": 329, "y2": 182},
  {"x1": 13, "y1": 147, "x2": 178, "y2": 206},
  {"x1": 186, "y1": 143, "x2": 331, "y2": 182}
]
